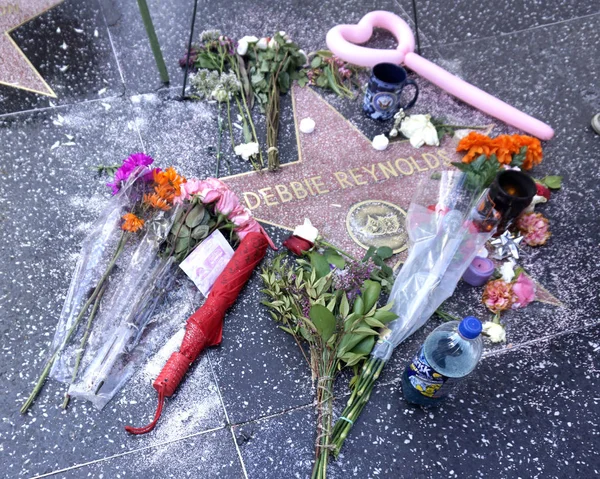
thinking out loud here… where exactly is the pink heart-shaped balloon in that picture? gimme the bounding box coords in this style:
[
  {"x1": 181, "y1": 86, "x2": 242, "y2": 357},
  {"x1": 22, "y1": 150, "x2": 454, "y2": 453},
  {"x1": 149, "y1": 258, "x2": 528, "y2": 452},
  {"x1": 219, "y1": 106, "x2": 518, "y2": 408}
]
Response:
[
  {"x1": 326, "y1": 11, "x2": 554, "y2": 140},
  {"x1": 326, "y1": 11, "x2": 415, "y2": 67}
]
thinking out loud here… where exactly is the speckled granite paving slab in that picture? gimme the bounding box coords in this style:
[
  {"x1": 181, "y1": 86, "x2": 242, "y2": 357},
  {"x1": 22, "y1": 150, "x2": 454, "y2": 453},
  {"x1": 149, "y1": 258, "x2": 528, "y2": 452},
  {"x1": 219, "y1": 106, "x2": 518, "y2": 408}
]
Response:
[
  {"x1": 1, "y1": 1, "x2": 599, "y2": 478},
  {"x1": 235, "y1": 323, "x2": 600, "y2": 479},
  {"x1": 0, "y1": 0, "x2": 123, "y2": 116}
]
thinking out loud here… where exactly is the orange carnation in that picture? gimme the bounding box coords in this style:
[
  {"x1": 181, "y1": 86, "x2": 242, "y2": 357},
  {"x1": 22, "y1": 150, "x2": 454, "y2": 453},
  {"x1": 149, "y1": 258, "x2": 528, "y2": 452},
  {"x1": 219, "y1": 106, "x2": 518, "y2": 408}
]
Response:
[{"x1": 122, "y1": 213, "x2": 145, "y2": 232}]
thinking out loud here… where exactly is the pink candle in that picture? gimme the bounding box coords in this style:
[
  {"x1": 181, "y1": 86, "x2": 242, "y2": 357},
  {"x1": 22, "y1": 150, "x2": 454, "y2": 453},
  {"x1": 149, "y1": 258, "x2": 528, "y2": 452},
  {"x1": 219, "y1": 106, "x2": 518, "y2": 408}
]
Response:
[{"x1": 462, "y1": 256, "x2": 495, "y2": 287}]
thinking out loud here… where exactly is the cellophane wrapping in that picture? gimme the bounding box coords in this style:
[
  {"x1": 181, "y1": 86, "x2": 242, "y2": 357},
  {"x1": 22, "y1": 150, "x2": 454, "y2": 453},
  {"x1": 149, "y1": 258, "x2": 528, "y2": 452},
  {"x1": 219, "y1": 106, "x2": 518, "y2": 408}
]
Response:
[
  {"x1": 372, "y1": 171, "x2": 500, "y2": 362},
  {"x1": 48, "y1": 172, "x2": 186, "y2": 409}
]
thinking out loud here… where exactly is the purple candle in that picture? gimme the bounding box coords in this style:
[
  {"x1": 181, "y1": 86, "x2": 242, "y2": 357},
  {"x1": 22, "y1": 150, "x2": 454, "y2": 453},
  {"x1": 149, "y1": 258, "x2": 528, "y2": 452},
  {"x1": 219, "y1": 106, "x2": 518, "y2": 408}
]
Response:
[{"x1": 462, "y1": 256, "x2": 495, "y2": 287}]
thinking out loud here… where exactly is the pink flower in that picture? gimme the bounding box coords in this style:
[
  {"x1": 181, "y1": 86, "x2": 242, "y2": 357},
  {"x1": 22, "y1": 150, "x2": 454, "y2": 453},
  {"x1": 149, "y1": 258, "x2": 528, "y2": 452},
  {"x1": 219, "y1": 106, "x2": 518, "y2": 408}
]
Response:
[
  {"x1": 517, "y1": 212, "x2": 551, "y2": 246},
  {"x1": 236, "y1": 218, "x2": 276, "y2": 249},
  {"x1": 215, "y1": 190, "x2": 240, "y2": 215},
  {"x1": 482, "y1": 279, "x2": 513, "y2": 313},
  {"x1": 229, "y1": 205, "x2": 252, "y2": 226},
  {"x1": 512, "y1": 273, "x2": 536, "y2": 308},
  {"x1": 173, "y1": 178, "x2": 204, "y2": 205},
  {"x1": 198, "y1": 178, "x2": 229, "y2": 204}
]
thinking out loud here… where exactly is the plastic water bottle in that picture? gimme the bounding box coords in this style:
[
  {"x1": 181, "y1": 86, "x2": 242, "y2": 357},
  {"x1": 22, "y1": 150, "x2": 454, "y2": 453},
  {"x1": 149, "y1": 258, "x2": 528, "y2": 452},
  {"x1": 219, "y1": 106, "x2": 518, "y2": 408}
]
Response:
[{"x1": 401, "y1": 316, "x2": 483, "y2": 407}]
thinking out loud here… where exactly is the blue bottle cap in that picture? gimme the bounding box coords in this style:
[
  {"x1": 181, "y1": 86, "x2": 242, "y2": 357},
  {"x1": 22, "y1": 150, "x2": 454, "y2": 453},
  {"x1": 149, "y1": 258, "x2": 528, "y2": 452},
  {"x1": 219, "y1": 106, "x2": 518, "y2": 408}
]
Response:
[{"x1": 459, "y1": 316, "x2": 482, "y2": 339}]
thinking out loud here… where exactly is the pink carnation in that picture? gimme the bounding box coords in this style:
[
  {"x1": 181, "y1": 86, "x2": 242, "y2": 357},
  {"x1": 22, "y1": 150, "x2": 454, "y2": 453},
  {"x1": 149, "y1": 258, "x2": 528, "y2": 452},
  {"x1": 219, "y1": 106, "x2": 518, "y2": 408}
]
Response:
[
  {"x1": 512, "y1": 273, "x2": 536, "y2": 308},
  {"x1": 482, "y1": 279, "x2": 513, "y2": 313},
  {"x1": 517, "y1": 212, "x2": 551, "y2": 246}
]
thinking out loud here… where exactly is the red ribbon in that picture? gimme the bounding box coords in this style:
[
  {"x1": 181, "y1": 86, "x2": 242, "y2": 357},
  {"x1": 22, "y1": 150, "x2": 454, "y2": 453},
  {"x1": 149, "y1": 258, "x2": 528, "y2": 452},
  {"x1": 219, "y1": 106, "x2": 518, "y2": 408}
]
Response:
[{"x1": 125, "y1": 232, "x2": 269, "y2": 434}]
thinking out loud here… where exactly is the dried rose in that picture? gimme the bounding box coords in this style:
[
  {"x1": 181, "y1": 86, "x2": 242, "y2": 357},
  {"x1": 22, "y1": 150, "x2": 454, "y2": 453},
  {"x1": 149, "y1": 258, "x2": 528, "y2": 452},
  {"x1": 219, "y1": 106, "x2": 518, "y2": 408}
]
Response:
[{"x1": 517, "y1": 212, "x2": 551, "y2": 246}]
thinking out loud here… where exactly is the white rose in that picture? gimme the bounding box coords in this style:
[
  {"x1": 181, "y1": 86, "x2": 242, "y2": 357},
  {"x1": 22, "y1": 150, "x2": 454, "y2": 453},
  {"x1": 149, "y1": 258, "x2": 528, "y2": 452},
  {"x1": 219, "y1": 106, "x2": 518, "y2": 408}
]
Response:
[
  {"x1": 293, "y1": 218, "x2": 319, "y2": 243},
  {"x1": 256, "y1": 38, "x2": 268, "y2": 50},
  {"x1": 523, "y1": 194, "x2": 547, "y2": 213},
  {"x1": 240, "y1": 35, "x2": 258, "y2": 44},
  {"x1": 482, "y1": 322, "x2": 506, "y2": 343},
  {"x1": 372, "y1": 134, "x2": 389, "y2": 151},
  {"x1": 236, "y1": 39, "x2": 249, "y2": 56},
  {"x1": 400, "y1": 114, "x2": 440, "y2": 148},
  {"x1": 234, "y1": 142, "x2": 259, "y2": 161},
  {"x1": 499, "y1": 260, "x2": 515, "y2": 283}
]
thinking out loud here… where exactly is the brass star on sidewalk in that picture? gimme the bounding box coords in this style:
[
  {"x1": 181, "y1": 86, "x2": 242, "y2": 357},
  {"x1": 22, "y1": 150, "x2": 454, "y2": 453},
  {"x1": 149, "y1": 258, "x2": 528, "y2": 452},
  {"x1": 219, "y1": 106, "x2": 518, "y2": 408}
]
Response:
[{"x1": 0, "y1": 0, "x2": 63, "y2": 97}]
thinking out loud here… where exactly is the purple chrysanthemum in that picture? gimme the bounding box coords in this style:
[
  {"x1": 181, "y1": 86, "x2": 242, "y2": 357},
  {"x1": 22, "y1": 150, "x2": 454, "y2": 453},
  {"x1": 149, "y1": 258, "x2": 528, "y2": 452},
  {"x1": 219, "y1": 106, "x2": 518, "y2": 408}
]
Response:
[{"x1": 107, "y1": 152, "x2": 154, "y2": 195}]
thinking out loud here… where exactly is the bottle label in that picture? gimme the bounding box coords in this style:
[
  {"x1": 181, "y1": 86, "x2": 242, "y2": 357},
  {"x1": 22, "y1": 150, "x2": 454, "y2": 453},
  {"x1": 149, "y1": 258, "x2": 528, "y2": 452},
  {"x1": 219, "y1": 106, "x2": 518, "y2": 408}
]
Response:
[{"x1": 405, "y1": 347, "x2": 459, "y2": 398}]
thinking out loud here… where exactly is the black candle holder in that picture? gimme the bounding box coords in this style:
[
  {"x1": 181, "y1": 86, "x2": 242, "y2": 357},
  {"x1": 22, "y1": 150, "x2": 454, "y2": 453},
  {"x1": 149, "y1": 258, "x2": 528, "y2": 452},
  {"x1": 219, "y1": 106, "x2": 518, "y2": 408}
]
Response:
[{"x1": 488, "y1": 170, "x2": 536, "y2": 234}]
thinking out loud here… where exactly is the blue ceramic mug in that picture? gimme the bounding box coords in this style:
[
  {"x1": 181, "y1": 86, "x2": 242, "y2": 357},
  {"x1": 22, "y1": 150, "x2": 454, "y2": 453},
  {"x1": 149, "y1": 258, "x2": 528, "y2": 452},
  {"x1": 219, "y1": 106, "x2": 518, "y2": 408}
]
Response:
[{"x1": 363, "y1": 63, "x2": 419, "y2": 120}]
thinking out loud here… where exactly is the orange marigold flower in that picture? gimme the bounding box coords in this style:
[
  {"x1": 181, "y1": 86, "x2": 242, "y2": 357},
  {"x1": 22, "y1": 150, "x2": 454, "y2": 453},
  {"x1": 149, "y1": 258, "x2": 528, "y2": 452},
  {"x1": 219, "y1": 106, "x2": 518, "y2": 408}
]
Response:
[
  {"x1": 462, "y1": 145, "x2": 492, "y2": 163},
  {"x1": 491, "y1": 135, "x2": 520, "y2": 165},
  {"x1": 144, "y1": 193, "x2": 171, "y2": 211},
  {"x1": 122, "y1": 213, "x2": 145, "y2": 232},
  {"x1": 514, "y1": 135, "x2": 543, "y2": 170},
  {"x1": 456, "y1": 132, "x2": 492, "y2": 152}
]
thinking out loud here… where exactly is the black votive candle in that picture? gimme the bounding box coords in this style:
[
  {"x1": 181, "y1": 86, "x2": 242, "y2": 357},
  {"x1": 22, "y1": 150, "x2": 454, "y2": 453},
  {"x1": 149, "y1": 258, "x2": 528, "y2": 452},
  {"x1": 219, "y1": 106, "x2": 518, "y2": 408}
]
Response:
[{"x1": 488, "y1": 170, "x2": 537, "y2": 234}]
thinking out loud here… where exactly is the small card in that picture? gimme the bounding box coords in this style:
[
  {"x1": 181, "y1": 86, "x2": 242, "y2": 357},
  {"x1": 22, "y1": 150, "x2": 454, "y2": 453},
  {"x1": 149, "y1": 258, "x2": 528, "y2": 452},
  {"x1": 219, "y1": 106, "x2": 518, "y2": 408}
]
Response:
[{"x1": 179, "y1": 230, "x2": 234, "y2": 296}]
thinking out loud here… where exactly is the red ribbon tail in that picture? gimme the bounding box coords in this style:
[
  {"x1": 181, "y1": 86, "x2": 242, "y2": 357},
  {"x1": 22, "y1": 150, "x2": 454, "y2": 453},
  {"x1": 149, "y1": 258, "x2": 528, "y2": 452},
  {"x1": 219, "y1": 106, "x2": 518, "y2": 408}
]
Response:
[{"x1": 124, "y1": 390, "x2": 165, "y2": 435}]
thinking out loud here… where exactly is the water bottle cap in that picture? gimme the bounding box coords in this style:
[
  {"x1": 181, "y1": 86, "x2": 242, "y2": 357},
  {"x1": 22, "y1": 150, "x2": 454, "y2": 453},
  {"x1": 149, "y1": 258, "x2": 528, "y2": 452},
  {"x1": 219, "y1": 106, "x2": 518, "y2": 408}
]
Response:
[{"x1": 459, "y1": 316, "x2": 482, "y2": 339}]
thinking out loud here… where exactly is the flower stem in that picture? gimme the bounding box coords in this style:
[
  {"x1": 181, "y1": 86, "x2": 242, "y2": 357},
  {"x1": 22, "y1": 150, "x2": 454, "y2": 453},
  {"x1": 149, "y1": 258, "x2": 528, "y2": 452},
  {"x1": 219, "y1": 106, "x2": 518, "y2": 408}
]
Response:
[
  {"x1": 61, "y1": 283, "x2": 107, "y2": 409},
  {"x1": 317, "y1": 239, "x2": 358, "y2": 262},
  {"x1": 436, "y1": 124, "x2": 488, "y2": 130},
  {"x1": 225, "y1": 97, "x2": 235, "y2": 174},
  {"x1": 232, "y1": 62, "x2": 263, "y2": 168},
  {"x1": 216, "y1": 101, "x2": 223, "y2": 178},
  {"x1": 329, "y1": 357, "x2": 385, "y2": 457},
  {"x1": 20, "y1": 232, "x2": 129, "y2": 414}
]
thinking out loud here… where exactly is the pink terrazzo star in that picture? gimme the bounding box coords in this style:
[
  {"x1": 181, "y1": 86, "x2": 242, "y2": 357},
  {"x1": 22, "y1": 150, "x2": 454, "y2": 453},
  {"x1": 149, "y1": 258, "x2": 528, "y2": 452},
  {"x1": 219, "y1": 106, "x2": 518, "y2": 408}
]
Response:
[
  {"x1": 223, "y1": 85, "x2": 490, "y2": 259},
  {"x1": 0, "y1": 0, "x2": 63, "y2": 96}
]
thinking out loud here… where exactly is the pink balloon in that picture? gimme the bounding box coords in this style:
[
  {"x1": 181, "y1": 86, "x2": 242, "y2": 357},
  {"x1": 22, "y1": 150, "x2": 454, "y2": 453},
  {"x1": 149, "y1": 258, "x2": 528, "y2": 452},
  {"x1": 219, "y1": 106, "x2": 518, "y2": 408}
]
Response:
[{"x1": 326, "y1": 11, "x2": 554, "y2": 140}]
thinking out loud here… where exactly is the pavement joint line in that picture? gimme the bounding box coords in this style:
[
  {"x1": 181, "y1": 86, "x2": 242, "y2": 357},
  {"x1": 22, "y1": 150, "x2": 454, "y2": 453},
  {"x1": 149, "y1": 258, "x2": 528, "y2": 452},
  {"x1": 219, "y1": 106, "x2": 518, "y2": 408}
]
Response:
[
  {"x1": 30, "y1": 425, "x2": 228, "y2": 479},
  {"x1": 97, "y1": 3, "x2": 126, "y2": 87},
  {"x1": 427, "y1": 11, "x2": 600, "y2": 49},
  {"x1": 206, "y1": 349, "x2": 249, "y2": 479}
]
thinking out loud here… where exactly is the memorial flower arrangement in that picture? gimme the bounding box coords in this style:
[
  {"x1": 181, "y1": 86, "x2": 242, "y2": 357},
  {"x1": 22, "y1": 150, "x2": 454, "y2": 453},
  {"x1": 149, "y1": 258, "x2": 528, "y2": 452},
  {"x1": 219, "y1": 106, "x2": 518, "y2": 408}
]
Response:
[
  {"x1": 239, "y1": 31, "x2": 308, "y2": 171},
  {"x1": 21, "y1": 153, "x2": 272, "y2": 413},
  {"x1": 261, "y1": 219, "x2": 397, "y2": 478},
  {"x1": 305, "y1": 50, "x2": 365, "y2": 99},
  {"x1": 182, "y1": 30, "x2": 263, "y2": 173}
]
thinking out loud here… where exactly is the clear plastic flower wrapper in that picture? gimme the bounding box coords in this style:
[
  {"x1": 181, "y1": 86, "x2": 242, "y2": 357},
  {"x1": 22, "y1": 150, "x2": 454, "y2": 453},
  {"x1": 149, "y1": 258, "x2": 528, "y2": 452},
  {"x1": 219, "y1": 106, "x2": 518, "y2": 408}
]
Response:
[
  {"x1": 47, "y1": 173, "x2": 183, "y2": 409},
  {"x1": 330, "y1": 170, "x2": 500, "y2": 453}
]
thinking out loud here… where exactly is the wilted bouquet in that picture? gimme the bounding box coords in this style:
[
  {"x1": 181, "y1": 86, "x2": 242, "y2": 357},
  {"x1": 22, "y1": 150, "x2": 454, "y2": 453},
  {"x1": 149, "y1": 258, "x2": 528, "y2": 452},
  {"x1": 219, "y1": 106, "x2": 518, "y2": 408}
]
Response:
[
  {"x1": 261, "y1": 220, "x2": 397, "y2": 479},
  {"x1": 239, "y1": 32, "x2": 308, "y2": 171},
  {"x1": 182, "y1": 30, "x2": 262, "y2": 173}
]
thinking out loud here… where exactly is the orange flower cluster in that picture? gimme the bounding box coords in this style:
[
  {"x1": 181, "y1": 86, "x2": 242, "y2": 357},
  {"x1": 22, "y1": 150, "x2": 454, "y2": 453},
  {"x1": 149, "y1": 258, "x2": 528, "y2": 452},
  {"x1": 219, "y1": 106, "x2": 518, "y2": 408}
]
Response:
[
  {"x1": 122, "y1": 213, "x2": 145, "y2": 232},
  {"x1": 457, "y1": 132, "x2": 543, "y2": 170},
  {"x1": 143, "y1": 167, "x2": 186, "y2": 211}
]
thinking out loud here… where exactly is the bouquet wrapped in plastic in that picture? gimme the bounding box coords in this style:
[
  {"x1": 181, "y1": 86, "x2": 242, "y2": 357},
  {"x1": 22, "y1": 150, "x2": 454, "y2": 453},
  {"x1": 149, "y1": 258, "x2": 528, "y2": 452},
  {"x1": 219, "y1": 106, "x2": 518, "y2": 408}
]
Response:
[
  {"x1": 21, "y1": 153, "x2": 273, "y2": 413},
  {"x1": 330, "y1": 171, "x2": 500, "y2": 453}
]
